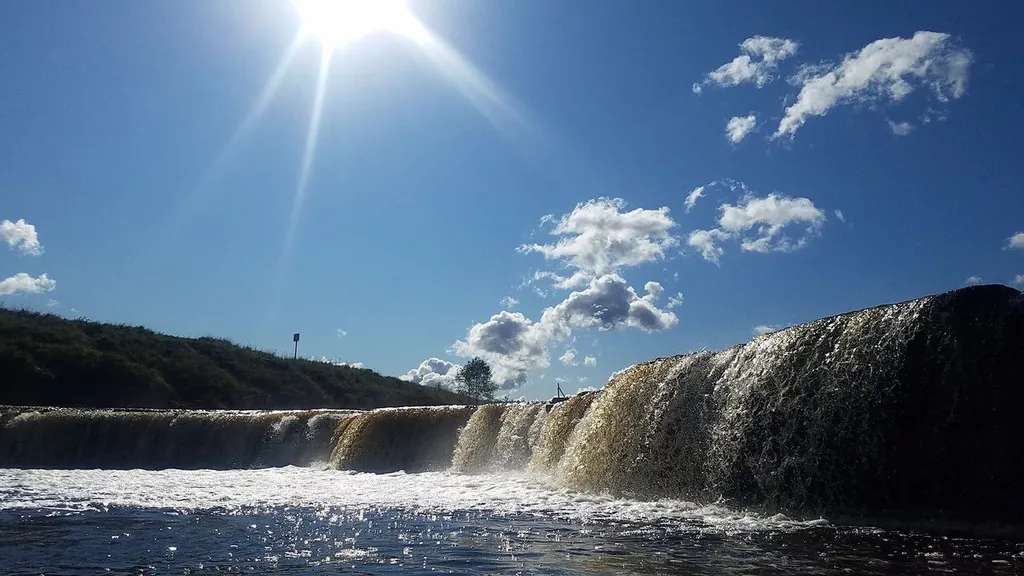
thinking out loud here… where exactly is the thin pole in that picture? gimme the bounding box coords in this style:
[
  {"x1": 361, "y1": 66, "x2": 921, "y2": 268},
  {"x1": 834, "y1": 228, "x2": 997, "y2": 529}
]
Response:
[{"x1": 293, "y1": 340, "x2": 298, "y2": 360}]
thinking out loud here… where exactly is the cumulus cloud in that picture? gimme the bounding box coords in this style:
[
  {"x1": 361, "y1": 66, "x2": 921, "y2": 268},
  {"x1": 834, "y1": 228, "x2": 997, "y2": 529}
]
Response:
[
  {"x1": 584, "y1": 355, "x2": 597, "y2": 367},
  {"x1": 888, "y1": 120, "x2": 914, "y2": 136},
  {"x1": 540, "y1": 274, "x2": 678, "y2": 333},
  {"x1": 694, "y1": 36, "x2": 799, "y2": 93},
  {"x1": 518, "y1": 198, "x2": 678, "y2": 288},
  {"x1": 684, "y1": 186, "x2": 705, "y2": 213},
  {"x1": 1, "y1": 219, "x2": 43, "y2": 256},
  {"x1": 1015, "y1": 274, "x2": 1024, "y2": 286},
  {"x1": 337, "y1": 361, "x2": 365, "y2": 369},
  {"x1": 451, "y1": 311, "x2": 552, "y2": 389},
  {"x1": 965, "y1": 276, "x2": 983, "y2": 285},
  {"x1": 559, "y1": 348, "x2": 578, "y2": 366},
  {"x1": 337, "y1": 329, "x2": 347, "y2": 337},
  {"x1": 401, "y1": 357, "x2": 461, "y2": 389},
  {"x1": 0, "y1": 272, "x2": 56, "y2": 296},
  {"x1": 499, "y1": 295, "x2": 519, "y2": 310},
  {"x1": 776, "y1": 31, "x2": 972, "y2": 139},
  {"x1": 1007, "y1": 232, "x2": 1024, "y2": 250},
  {"x1": 688, "y1": 184, "x2": 826, "y2": 263},
  {"x1": 726, "y1": 115, "x2": 757, "y2": 143}
]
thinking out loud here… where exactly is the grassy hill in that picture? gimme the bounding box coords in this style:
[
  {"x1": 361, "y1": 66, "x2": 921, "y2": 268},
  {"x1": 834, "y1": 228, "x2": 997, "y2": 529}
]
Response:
[{"x1": 0, "y1": 308, "x2": 471, "y2": 409}]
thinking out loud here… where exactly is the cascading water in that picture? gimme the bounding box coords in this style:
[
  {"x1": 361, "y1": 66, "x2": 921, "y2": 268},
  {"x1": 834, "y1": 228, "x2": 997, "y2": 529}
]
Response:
[
  {"x1": 0, "y1": 407, "x2": 357, "y2": 469},
  {"x1": 328, "y1": 405, "x2": 475, "y2": 473},
  {"x1": 450, "y1": 403, "x2": 548, "y2": 473}
]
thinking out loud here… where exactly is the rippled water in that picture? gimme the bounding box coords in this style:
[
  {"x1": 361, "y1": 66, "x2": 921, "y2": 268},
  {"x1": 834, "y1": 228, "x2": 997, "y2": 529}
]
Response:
[{"x1": 2, "y1": 467, "x2": 1023, "y2": 575}]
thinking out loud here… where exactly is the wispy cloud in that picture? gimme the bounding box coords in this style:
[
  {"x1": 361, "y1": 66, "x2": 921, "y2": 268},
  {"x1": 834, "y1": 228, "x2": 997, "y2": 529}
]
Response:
[
  {"x1": 337, "y1": 328, "x2": 347, "y2": 337},
  {"x1": 694, "y1": 36, "x2": 799, "y2": 93},
  {"x1": 1014, "y1": 275, "x2": 1024, "y2": 287},
  {"x1": 753, "y1": 324, "x2": 788, "y2": 336},
  {"x1": 684, "y1": 186, "x2": 705, "y2": 213},
  {"x1": 726, "y1": 114, "x2": 757, "y2": 143},
  {"x1": 965, "y1": 276, "x2": 983, "y2": 285},
  {"x1": 776, "y1": 31, "x2": 972, "y2": 139},
  {"x1": 0, "y1": 272, "x2": 56, "y2": 296},
  {"x1": 666, "y1": 292, "x2": 684, "y2": 310},
  {"x1": 559, "y1": 348, "x2": 578, "y2": 366},
  {"x1": 887, "y1": 120, "x2": 915, "y2": 136},
  {"x1": 1, "y1": 219, "x2": 43, "y2": 256},
  {"x1": 499, "y1": 295, "x2": 519, "y2": 310},
  {"x1": 583, "y1": 355, "x2": 597, "y2": 367}
]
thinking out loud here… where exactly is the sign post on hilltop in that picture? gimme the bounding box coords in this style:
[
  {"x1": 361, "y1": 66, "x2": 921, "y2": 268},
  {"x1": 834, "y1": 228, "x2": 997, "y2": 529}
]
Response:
[{"x1": 293, "y1": 333, "x2": 300, "y2": 360}]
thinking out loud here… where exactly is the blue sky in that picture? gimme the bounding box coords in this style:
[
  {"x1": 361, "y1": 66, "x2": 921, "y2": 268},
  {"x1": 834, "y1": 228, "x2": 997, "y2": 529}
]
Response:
[{"x1": 2, "y1": 0, "x2": 1023, "y2": 399}]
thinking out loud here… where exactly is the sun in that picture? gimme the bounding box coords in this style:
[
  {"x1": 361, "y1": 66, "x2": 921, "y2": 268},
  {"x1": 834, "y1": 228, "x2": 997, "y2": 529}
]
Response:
[{"x1": 290, "y1": 0, "x2": 422, "y2": 48}]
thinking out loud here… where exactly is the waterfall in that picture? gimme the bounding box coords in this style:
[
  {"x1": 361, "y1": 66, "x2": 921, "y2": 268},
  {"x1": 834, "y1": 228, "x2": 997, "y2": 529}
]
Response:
[
  {"x1": 450, "y1": 403, "x2": 547, "y2": 473},
  {"x1": 0, "y1": 407, "x2": 357, "y2": 469},
  {"x1": 550, "y1": 285, "x2": 1024, "y2": 519},
  {"x1": 328, "y1": 405, "x2": 475, "y2": 473},
  {"x1": 3, "y1": 285, "x2": 1020, "y2": 520}
]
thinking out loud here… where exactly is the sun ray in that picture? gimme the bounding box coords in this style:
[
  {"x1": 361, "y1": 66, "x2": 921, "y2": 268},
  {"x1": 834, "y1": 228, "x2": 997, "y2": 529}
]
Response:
[
  {"x1": 159, "y1": 37, "x2": 303, "y2": 246},
  {"x1": 277, "y1": 45, "x2": 334, "y2": 280}
]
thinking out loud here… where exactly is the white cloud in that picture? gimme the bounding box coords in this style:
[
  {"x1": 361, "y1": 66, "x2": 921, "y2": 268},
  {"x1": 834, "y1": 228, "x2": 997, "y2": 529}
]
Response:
[
  {"x1": 687, "y1": 229, "x2": 729, "y2": 265},
  {"x1": 559, "y1": 348, "x2": 578, "y2": 366},
  {"x1": 337, "y1": 329, "x2": 347, "y2": 337},
  {"x1": 1, "y1": 219, "x2": 43, "y2": 256},
  {"x1": 47, "y1": 299, "x2": 60, "y2": 308},
  {"x1": 1008, "y1": 232, "x2": 1024, "y2": 250},
  {"x1": 666, "y1": 292, "x2": 684, "y2": 310},
  {"x1": 337, "y1": 361, "x2": 364, "y2": 369},
  {"x1": 753, "y1": 324, "x2": 786, "y2": 336},
  {"x1": 451, "y1": 311, "x2": 552, "y2": 389},
  {"x1": 0, "y1": 272, "x2": 56, "y2": 296},
  {"x1": 965, "y1": 276, "x2": 983, "y2": 285},
  {"x1": 694, "y1": 36, "x2": 799, "y2": 93},
  {"x1": 834, "y1": 209, "x2": 846, "y2": 223},
  {"x1": 499, "y1": 295, "x2": 519, "y2": 310},
  {"x1": 689, "y1": 187, "x2": 826, "y2": 263},
  {"x1": 540, "y1": 274, "x2": 678, "y2": 334},
  {"x1": 583, "y1": 355, "x2": 597, "y2": 367},
  {"x1": 401, "y1": 357, "x2": 462, "y2": 390},
  {"x1": 1014, "y1": 274, "x2": 1024, "y2": 286},
  {"x1": 726, "y1": 115, "x2": 757, "y2": 143},
  {"x1": 519, "y1": 198, "x2": 678, "y2": 288},
  {"x1": 576, "y1": 385, "x2": 600, "y2": 393},
  {"x1": 776, "y1": 31, "x2": 972, "y2": 139},
  {"x1": 684, "y1": 186, "x2": 705, "y2": 213},
  {"x1": 888, "y1": 120, "x2": 914, "y2": 136}
]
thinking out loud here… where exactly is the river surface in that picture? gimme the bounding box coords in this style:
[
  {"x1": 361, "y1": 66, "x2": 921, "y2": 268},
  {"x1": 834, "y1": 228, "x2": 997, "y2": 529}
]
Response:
[{"x1": 2, "y1": 467, "x2": 1023, "y2": 575}]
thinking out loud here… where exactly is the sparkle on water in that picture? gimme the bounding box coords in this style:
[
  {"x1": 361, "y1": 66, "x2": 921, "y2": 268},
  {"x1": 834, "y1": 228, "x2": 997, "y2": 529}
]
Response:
[{"x1": 2, "y1": 467, "x2": 1024, "y2": 575}]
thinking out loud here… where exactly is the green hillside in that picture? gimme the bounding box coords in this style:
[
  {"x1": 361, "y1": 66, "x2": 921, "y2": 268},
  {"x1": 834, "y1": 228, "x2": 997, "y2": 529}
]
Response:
[{"x1": 0, "y1": 308, "x2": 470, "y2": 409}]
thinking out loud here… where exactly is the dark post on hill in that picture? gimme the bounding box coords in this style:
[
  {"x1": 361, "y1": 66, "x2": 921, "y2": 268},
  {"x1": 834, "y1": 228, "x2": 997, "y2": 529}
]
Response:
[{"x1": 293, "y1": 333, "x2": 300, "y2": 360}]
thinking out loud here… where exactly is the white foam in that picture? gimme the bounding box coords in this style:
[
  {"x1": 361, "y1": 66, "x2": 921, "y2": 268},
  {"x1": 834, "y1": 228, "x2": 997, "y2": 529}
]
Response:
[{"x1": 0, "y1": 467, "x2": 825, "y2": 534}]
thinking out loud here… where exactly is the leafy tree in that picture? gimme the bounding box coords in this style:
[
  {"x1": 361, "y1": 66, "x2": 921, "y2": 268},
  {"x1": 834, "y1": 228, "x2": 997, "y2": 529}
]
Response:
[{"x1": 455, "y1": 357, "x2": 497, "y2": 403}]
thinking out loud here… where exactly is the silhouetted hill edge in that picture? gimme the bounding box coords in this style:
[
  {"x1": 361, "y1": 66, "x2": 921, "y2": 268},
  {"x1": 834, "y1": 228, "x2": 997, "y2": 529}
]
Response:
[{"x1": 0, "y1": 308, "x2": 472, "y2": 409}]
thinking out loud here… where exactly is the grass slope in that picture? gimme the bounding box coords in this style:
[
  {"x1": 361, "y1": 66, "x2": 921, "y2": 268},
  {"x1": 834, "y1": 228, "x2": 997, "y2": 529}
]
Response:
[{"x1": 0, "y1": 308, "x2": 470, "y2": 409}]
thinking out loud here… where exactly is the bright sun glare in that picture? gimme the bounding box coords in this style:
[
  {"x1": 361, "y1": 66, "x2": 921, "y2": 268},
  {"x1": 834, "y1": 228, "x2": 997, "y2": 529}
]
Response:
[{"x1": 291, "y1": 0, "x2": 422, "y2": 48}]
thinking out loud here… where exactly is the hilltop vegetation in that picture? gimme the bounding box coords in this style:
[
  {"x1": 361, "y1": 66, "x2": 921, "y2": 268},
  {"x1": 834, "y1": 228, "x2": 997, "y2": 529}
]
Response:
[{"x1": 0, "y1": 308, "x2": 471, "y2": 409}]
